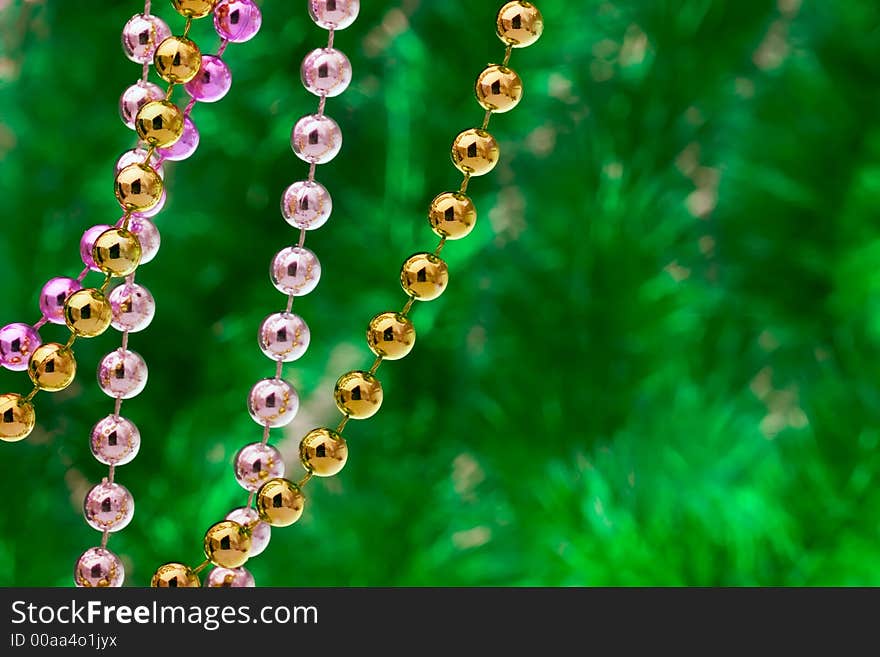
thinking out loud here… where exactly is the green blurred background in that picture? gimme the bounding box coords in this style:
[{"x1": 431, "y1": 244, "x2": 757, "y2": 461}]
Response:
[{"x1": 1, "y1": 0, "x2": 879, "y2": 586}]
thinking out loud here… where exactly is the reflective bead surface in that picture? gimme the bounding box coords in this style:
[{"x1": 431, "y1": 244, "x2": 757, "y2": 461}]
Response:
[
  {"x1": 291, "y1": 114, "x2": 342, "y2": 164},
  {"x1": 152, "y1": 563, "x2": 200, "y2": 588},
  {"x1": 214, "y1": 0, "x2": 262, "y2": 42},
  {"x1": 204, "y1": 521, "x2": 251, "y2": 569},
  {"x1": 476, "y1": 64, "x2": 523, "y2": 112},
  {"x1": 0, "y1": 393, "x2": 35, "y2": 442},
  {"x1": 259, "y1": 313, "x2": 310, "y2": 362},
  {"x1": 172, "y1": 0, "x2": 218, "y2": 19},
  {"x1": 135, "y1": 100, "x2": 184, "y2": 148},
  {"x1": 367, "y1": 312, "x2": 415, "y2": 360},
  {"x1": 301, "y1": 48, "x2": 352, "y2": 98},
  {"x1": 0, "y1": 323, "x2": 41, "y2": 372},
  {"x1": 185, "y1": 55, "x2": 232, "y2": 103},
  {"x1": 428, "y1": 191, "x2": 477, "y2": 240},
  {"x1": 234, "y1": 443, "x2": 285, "y2": 492},
  {"x1": 109, "y1": 283, "x2": 156, "y2": 333},
  {"x1": 80, "y1": 224, "x2": 114, "y2": 272},
  {"x1": 401, "y1": 253, "x2": 449, "y2": 301},
  {"x1": 97, "y1": 349, "x2": 149, "y2": 400},
  {"x1": 122, "y1": 13, "x2": 171, "y2": 64},
  {"x1": 496, "y1": 1, "x2": 544, "y2": 47},
  {"x1": 92, "y1": 228, "x2": 142, "y2": 277},
  {"x1": 74, "y1": 548, "x2": 124, "y2": 588},
  {"x1": 127, "y1": 217, "x2": 161, "y2": 265},
  {"x1": 157, "y1": 115, "x2": 199, "y2": 161},
  {"x1": 334, "y1": 370, "x2": 383, "y2": 419},
  {"x1": 65, "y1": 289, "x2": 112, "y2": 338},
  {"x1": 308, "y1": 0, "x2": 359, "y2": 30},
  {"x1": 270, "y1": 246, "x2": 321, "y2": 296},
  {"x1": 154, "y1": 36, "x2": 202, "y2": 84},
  {"x1": 256, "y1": 478, "x2": 304, "y2": 527},
  {"x1": 39, "y1": 277, "x2": 83, "y2": 325},
  {"x1": 451, "y1": 128, "x2": 500, "y2": 176},
  {"x1": 206, "y1": 567, "x2": 255, "y2": 587},
  {"x1": 300, "y1": 428, "x2": 348, "y2": 477},
  {"x1": 115, "y1": 163, "x2": 164, "y2": 212},
  {"x1": 281, "y1": 180, "x2": 332, "y2": 231},
  {"x1": 247, "y1": 378, "x2": 299, "y2": 428},
  {"x1": 226, "y1": 507, "x2": 271, "y2": 557},
  {"x1": 90, "y1": 415, "x2": 141, "y2": 466},
  {"x1": 28, "y1": 343, "x2": 76, "y2": 391},
  {"x1": 119, "y1": 82, "x2": 164, "y2": 129},
  {"x1": 83, "y1": 482, "x2": 135, "y2": 533}
]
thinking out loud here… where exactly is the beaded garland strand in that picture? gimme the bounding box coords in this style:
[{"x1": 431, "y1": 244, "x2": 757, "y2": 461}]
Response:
[
  {"x1": 151, "y1": 0, "x2": 360, "y2": 589},
  {"x1": 151, "y1": 0, "x2": 543, "y2": 588}
]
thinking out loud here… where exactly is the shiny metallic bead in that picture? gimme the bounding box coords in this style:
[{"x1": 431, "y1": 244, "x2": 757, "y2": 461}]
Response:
[
  {"x1": 135, "y1": 100, "x2": 185, "y2": 148},
  {"x1": 234, "y1": 443, "x2": 286, "y2": 492},
  {"x1": 291, "y1": 114, "x2": 342, "y2": 165},
  {"x1": 119, "y1": 81, "x2": 164, "y2": 130},
  {"x1": 152, "y1": 562, "x2": 200, "y2": 587},
  {"x1": 401, "y1": 253, "x2": 449, "y2": 301},
  {"x1": 109, "y1": 283, "x2": 155, "y2": 333},
  {"x1": 206, "y1": 567, "x2": 255, "y2": 587},
  {"x1": 247, "y1": 378, "x2": 299, "y2": 428},
  {"x1": 451, "y1": 128, "x2": 499, "y2": 176},
  {"x1": 301, "y1": 48, "x2": 352, "y2": 98},
  {"x1": 428, "y1": 191, "x2": 477, "y2": 240},
  {"x1": 83, "y1": 481, "x2": 135, "y2": 532},
  {"x1": 281, "y1": 181, "x2": 332, "y2": 231},
  {"x1": 204, "y1": 520, "x2": 251, "y2": 568},
  {"x1": 121, "y1": 13, "x2": 171, "y2": 64},
  {"x1": 90, "y1": 415, "x2": 141, "y2": 466},
  {"x1": 0, "y1": 323, "x2": 41, "y2": 372},
  {"x1": 97, "y1": 349, "x2": 149, "y2": 400},
  {"x1": 334, "y1": 370, "x2": 383, "y2": 419},
  {"x1": 476, "y1": 64, "x2": 523, "y2": 113},
  {"x1": 92, "y1": 228, "x2": 141, "y2": 277},
  {"x1": 308, "y1": 0, "x2": 359, "y2": 30},
  {"x1": 172, "y1": 0, "x2": 218, "y2": 20},
  {"x1": 226, "y1": 506, "x2": 271, "y2": 557},
  {"x1": 74, "y1": 548, "x2": 124, "y2": 588},
  {"x1": 271, "y1": 246, "x2": 321, "y2": 296},
  {"x1": 496, "y1": 1, "x2": 544, "y2": 48},
  {"x1": 64, "y1": 289, "x2": 112, "y2": 338},
  {"x1": 256, "y1": 478, "x2": 305, "y2": 527},
  {"x1": 258, "y1": 312, "x2": 310, "y2": 362},
  {"x1": 115, "y1": 163, "x2": 164, "y2": 213},
  {"x1": 367, "y1": 312, "x2": 415, "y2": 360},
  {"x1": 28, "y1": 343, "x2": 77, "y2": 391},
  {"x1": 300, "y1": 428, "x2": 348, "y2": 477},
  {"x1": 154, "y1": 36, "x2": 202, "y2": 84},
  {"x1": 0, "y1": 393, "x2": 35, "y2": 443}
]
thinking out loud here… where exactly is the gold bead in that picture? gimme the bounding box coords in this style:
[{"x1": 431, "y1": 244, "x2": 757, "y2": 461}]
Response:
[
  {"x1": 64, "y1": 289, "x2": 112, "y2": 338},
  {"x1": 334, "y1": 371, "x2": 383, "y2": 419},
  {"x1": 151, "y1": 563, "x2": 200, "y2": 587},
  {"x1": 429, "y1": 191, "x2": 477, "y2": 240},
  {"x1": 367, "y1": 312, "x2": 416, "y2": 360},
  {"x1": 154, "y1": 36, "x2": 202, "y2": 84},
  {"x1": 135, "y1": 100, "x2": 184, "y2": 148},
  {"x1": 301, "y1": 428, "x2": 348, "y2": 477},
  {"x1": 28, "y1": 343, "x2": 77, "y2": 392},
  {"x1": 476, "y1": 64, "x2": 523, "y2": 113},
  {"x1": 204, "y1": 520, "x2": 252, "y2": 568},
  {"x1": 401, "y1": 253, "x2": 449, "y2": 301},
  {"x1": 256, "y1": 478, "x2": 305, "y2": 527},
  {"x1": 0, "y1": 393, "x2": 35, "y2": 442},
  {"x1": 172, "y1": 0, "x2": 217, "y2": 19},
  {"x1": 497, "y1": 1, "x2": 544, "y2": 48},
  {"x1": 115, "y1": 163, "x2": 164, "y2": 212},
  {"x1": 92, "y1": 228, "x2": 141, "y2": 277},
  {"x1": 451, "y1": 128, "x2": 500, "y2": 176}
]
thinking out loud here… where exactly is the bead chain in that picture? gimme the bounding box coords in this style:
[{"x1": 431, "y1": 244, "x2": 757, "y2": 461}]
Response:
[
  {"x1": 152, "y1": 0, "x2": 360, "y2": 589},
  {"x1": 152, "y1": 0, "x2": 543, "y2": 588}
]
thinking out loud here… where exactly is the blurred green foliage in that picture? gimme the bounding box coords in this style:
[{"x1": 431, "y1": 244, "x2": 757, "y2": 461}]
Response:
[{"x1": 1, "y1": 0, "x2": 879, "y2": 586}]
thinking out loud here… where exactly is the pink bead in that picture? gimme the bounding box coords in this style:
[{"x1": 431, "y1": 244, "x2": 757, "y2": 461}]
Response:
[
  {"x1": 80, "y1": 224, "x2": 113, "y2": 272},
  {"x1": 301, "y1": 48, "x2": 352, "y2": 98},
  {"x1": 126, "y1": 216, "x2": 160, "y2": 265},
  {"x1": 281, "y1": 180, "x2": 332, "y2": 230},
  {"x1": 291, "y1": 114, "x2": 342, "y2": 164},
  {"x1": 185, "y1": 55, "x2": 232, "y2": 103},
  {"x1": 214, "y1": 0, "x2": 262, "y2": 43},
  {"x1": 226, "y1": 507, "x2": 270, "y2": 557},
  {"x1": 247, "y1": 378, "x2": 299, "y2": 428},
  {"x1": 97, "y1": 349, "x2": 148, "y2": 400},
  {"x1": 270, "y1": 246, "x2": 321, "y2": 296},
  {"x1": 74, "y1": 547, "x2": 125, "y2": 588},
  {"x1": 119, "y1": 81, "x2": 164, "y2": 130},
  {"x1": 122, "y1": 13, "x2": 171, "y2": 64},
  {"x1": 133, "y1": 185, "x2": 167, "y2": 219},
  {"x1": 83, "y1": 482, "x2": 134, "y2": 533},
  {"x1": 39, "y1": 277, "x2": 82, "y2": 325},
  {"x1": 308, "y1": 0, "x2": 360, "y2": 30},
  {"x1": 259, "y1": 312, "x2": 310, "y2": 363},
  {"x1": 234, "y1": 442, "x2": 285, "y2": 492},
  {"x1": 157, "y1": 116, "x2": 199, "y2": 161},
  {"x1": 116, "y1": 148, "x2": 164, "y2": 179},
  {"x1": 0, "y1": 323, "x2": 41, "y2": 372},
  {"x1": 109, "y1": 283, "x2": 155, "y2": 333},
  {"x1": 206, "y1": 567, "x2": 255, "y2": 587},
  {"x1": 90, "y1": 415, "x2": 141, "y2": 466}
]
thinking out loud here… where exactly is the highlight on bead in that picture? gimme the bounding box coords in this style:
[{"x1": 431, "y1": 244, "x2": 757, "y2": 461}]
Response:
[
  {"x1": 451, "y1": 128, "x2": 500, "y2": 176},
  {"x1": 300, "y1": 427, "x2": 348, "y2": 477},
  {"x1": 121, "y1": 13, "x2": 171, "y2": 64},
  {"x1": 247, "y1": 378, "x2": 300, "y2": 428},
  {"x1": 172, "y1": 0, "x2": 218, "y2": 20},
  {"x1": 82, "y1": 481, "x2": 135, "y2": 532},
  {"x1": 476, "y1": 64, "x2": 524, "y2": 113},
  {"x1": 204, "y1": 520, "x2": 252, "y2": 568},
  {"x1": 308, "y1": 0, "x2": 360, "y2": 31},
  {"x1": 496, "y1": 1, "x2": 544, "y2": 48},
  {"x1": 74, "y1": 548, "x2": 124, "y2": 588},
  {"x1": 152, "y1": 562, "x2": 200, "y2": 588},
  {"x1": 119, "y1": 81, "x2": 164, "y2": 129},
  {"x1": 39, "y1": 277, "x2": 83, "y2": 326},
  {"x1": 135, "y1": 100, "x2": 185, "y2": 148},
  {"x1": 114, "y1": 163, "x2": 164, "y2": 212},
  {"x1": 256, "y1": 478, "x2": 305, "y2": 527},
  {"x1": 64, "y1": 288, "x2": 113, "y2": 338},
  {"x1": 428, "y1": 191, "x2": 478, "y2": 240},
  {"x1": 367, "y1": 311, "x2": 416, "y2": 361},
  {"x1": 234, "y1": 442, "x2": 286, "y2": 492},
  {"x1": 154, "y1": 36, "x2": 203, "y2": 84},
  {"x1": 400, "y1": 252, "x2": 450, "y2": 301},
  {"x1": 90, "y1": 415, "x2": 141, "y2": 466},
  {"x1": 185, "y1": 55, "x2": 232, "y2": 103},
  {"x1": 214, "y1": 0, "x2": 263, "y2": 43},
  {"x1": 0, "y1": 322, "x2": 42, "y2": 372},
  {"x1": 97, "y1": 349, "x2": 149, "y2": 400},
  {"x1": 206, "y1": 566, "x2": 255, "y2": 587},
  {"x1": 28, "y1": 343, "x2": 77, "y2": 392},
  {"x1": 334, "y1": 370, "x2": 383, "y2": 419},
  {"x1": 92, "y1": 228, "x2": 142, "y2": 277},
  {"x1": 291, "y1": 113, "x2": 343, "y2": 165},
  {"x1": 0, "y1": 393, "x2": 36, "y2": 443}
]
